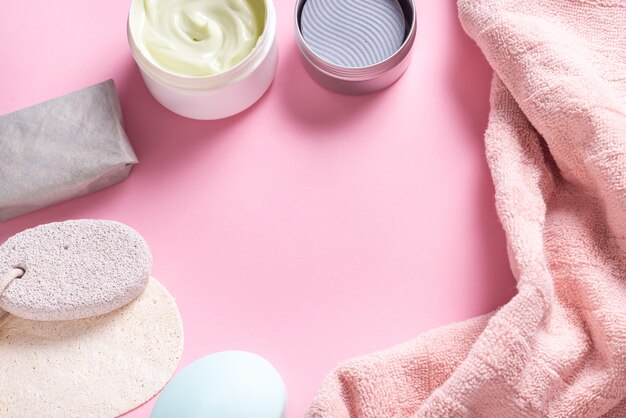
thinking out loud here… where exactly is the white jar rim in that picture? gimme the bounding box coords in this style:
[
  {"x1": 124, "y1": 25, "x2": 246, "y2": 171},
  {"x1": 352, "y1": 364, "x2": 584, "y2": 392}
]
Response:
[{"x1": 128, "y1": 0, "x2": 277, "y2": 90}]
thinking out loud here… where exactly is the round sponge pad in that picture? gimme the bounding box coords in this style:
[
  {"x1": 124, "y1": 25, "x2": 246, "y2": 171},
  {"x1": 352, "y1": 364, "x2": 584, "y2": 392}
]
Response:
[
  {"x1": 0, "y1": 220, "x2": 152, "y2": 321},
  {"x1": 0, "y1": 277, "x2": 183, "y2": 417}
]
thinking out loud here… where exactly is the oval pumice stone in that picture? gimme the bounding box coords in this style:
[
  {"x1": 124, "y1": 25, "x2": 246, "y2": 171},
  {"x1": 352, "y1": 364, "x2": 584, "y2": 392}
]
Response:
[{"x1": 0, "y1": 220, "x2": 152, "y2": 321}]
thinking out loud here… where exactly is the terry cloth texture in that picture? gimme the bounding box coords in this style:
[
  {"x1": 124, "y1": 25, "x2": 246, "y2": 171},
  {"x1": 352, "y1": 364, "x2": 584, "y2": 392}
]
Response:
[
  {"x1": 0, "y1": 220, "x2": 152, "y2": 321},
  {"x1": 0, "y1": 277, "x2": 183, "y2": 418},
  {"x1": 306, "y1": 0, "x2": 626, "y2": 417}
]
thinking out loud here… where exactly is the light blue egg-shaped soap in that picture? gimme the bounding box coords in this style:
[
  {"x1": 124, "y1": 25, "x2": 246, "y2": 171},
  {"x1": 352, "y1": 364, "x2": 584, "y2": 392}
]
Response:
[{"x1": 152, "y1": 351, "x2": 287, "y2": 418}]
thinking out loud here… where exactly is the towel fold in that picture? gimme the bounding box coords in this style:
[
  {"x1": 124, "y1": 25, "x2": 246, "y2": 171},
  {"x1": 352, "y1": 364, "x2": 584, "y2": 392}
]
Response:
[{"x1": 306, "y1": 0, "x2": 626, "y2": 416}]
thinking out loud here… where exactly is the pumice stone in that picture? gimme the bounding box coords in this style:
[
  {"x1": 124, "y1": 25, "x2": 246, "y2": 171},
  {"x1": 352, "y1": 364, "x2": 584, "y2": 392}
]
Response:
[{"x1": 0, "y1": 219, "x2": 152, "y2": 321}]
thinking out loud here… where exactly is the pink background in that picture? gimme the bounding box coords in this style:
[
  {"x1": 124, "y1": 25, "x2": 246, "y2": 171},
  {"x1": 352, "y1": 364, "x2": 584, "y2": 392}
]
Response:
[{"x1": 0, "y1": 1, "x2": 516, "y2": 416}]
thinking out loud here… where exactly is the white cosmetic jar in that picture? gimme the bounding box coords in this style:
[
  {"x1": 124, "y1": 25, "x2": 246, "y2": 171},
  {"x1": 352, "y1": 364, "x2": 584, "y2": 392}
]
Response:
[{"x1": 127, "y1": 0, "x2": 278, "y2": 120}]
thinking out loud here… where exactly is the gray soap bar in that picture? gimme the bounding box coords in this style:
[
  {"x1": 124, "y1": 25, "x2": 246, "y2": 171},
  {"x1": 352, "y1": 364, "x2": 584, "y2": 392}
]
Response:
[
  {"x1": 0, "y1": 80, "x2": 138, "y2": 221},
  {"x1": 301, "y1": 0, "x2": 406, "y2": 68}
]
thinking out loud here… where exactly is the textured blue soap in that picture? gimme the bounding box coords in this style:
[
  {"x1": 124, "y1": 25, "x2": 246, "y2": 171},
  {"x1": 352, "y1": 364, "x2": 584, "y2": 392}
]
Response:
[
  {"x1": 151, "y1": 351, "x2": 287, "y2": 418},
  {"x1": 301, "y1": 0, "x2": 406, "y2": 68}
]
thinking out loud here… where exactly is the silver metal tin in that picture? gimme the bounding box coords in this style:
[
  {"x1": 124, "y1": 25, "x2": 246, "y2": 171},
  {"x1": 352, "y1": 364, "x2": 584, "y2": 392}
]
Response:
[{"x1": 295, "y1": 0, "x2": 416, "y2": 95}]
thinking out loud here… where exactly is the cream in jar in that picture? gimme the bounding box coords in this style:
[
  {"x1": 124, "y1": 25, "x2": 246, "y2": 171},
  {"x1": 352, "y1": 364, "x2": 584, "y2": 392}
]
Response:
[{"x1": 132, "y1": 0, "x2": 265, "y2": 76}]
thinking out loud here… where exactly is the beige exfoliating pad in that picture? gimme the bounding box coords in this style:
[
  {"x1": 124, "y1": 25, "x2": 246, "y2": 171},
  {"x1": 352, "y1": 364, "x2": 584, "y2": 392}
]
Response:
[
  {"x1": 0, "y1": 220, "x2": 152, "y2": 321},
  {"x1": 0, "y1": 277, "x2": 183, "y2": 417}
]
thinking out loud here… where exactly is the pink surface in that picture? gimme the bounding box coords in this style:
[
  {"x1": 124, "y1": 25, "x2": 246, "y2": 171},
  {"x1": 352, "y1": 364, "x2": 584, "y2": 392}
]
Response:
[
  {"x1": 0, "y1": 1, "x2": 515, "y2": 416},
  {"x1": 307, "y1": 0, "x2": 626, "y2": 416}
]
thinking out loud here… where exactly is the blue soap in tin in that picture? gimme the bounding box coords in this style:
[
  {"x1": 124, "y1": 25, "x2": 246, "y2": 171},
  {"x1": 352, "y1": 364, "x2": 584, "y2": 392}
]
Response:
[{"x1": 295, "y1": 0, "x2": 416, "y2": 94}]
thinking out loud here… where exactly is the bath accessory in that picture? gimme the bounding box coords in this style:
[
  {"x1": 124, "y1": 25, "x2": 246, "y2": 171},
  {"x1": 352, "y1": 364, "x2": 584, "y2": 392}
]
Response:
[
  {"x1": 152, "y1": 351, "x2": 287, "y2": 418},
  {"x1": 0, "y1": 278, "x2": 183, "y2": 418},
  {"x1": 0, "y1": 220, "x2": 183, "y2": 417},
  {"x1": 0, "y1": 80, "x2": 137, "y2": 222},
  {"x1": 295, "y1": 0, "x2": 416, "y2": 94},
  {"x1": 0, "y1": 220, "x2": 152, "y2": 321},
  {"x1": 128, "y1": 0, "x2": 278, "y2": 120}
]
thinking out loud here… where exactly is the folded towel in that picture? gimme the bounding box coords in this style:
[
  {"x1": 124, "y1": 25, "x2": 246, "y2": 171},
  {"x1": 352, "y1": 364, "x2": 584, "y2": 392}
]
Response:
[{"x1": 306, "y1": 0, "x2": 626, "y2": 416}]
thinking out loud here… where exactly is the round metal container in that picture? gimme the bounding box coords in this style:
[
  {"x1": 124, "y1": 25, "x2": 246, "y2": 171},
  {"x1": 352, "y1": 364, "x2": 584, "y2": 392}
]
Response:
[{"x1": 295, "y1": 0, "x2": 416, "y2": 95}]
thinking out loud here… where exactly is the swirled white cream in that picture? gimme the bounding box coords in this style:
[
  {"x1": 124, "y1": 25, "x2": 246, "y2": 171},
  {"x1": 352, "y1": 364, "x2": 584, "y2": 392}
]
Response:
[{"x1": 133, "y1": 0, "x2": 265, "y2": 76}]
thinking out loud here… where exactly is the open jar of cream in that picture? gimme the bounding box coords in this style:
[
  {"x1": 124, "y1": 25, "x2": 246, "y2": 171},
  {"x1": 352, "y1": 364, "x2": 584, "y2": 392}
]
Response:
[
  {"x1": 128, "y1": 0, "x2": 277, "y2": 120},
  {"x1": 295, "y1": 0, "x2": 416, "y2": 95}
]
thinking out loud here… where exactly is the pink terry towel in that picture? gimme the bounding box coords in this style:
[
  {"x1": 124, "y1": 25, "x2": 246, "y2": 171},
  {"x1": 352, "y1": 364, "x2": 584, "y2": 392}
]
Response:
[{"x1": 306, "y1": 0, "x2": 626, "y2": 417}]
